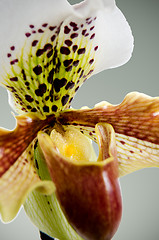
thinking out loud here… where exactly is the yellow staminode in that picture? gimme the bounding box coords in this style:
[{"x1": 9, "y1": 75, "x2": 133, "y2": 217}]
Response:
[{"x1": 50, "y1": 125, "x2": 96, "y2": 163}]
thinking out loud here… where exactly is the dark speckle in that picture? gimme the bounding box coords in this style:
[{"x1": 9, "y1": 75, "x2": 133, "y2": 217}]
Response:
[
  {"x1": 71, "y1": 33, "x2": 78, "y2": 39},
  {"x1": 10, "y1": 77, "x2": 18, "y2": 81},
  {"x1": 72, "y1": 45, "x2": 78, "y2": 53},
  {"x1": 10, "y1": 46, "x2": 15, "y2": 51},
  {"x1": 60, "y1": 47, "x2": 70, "y2": 55},
  {"x1": 29, "y1": 25, "x2": 34, "y2": 29},
  {"x1": 25, "y1": 95, "x2": 34, "y2": 103},
  {"x1": 54, "y1": 78, "x2": 67, "y2": 93},
  {"x1": 25, "y1": 32, "x2": 31, "y2": 37},
  {"x1": 51, "y1": 35, "x2": 56, "y2": 42},
  {"x1": 32, "y1": 40, "x2": 38, "y2": 47},
  {"x1": 62, "y1": 95, "x2": 69, "y2": 106},
  {"x1": 65, "y1": 40, "x2": 72, "y2": 47},
  {"x1": 73, "y1": 60, "x2": 79, "y2": 67},
  {"x1": 78, "y1": 48, "x2": 86, "y2": 55},
  {"x1": 63, "y1": 59, "x2": 73, "y2": 67},
  {"x1": 65, "y1": 81, "x2": 75, "y2": 90},
  {"x1": 89, "y1": 59, "x2": 94, "y2": 64},
  {"x1": 48, "y1": 69, "x2": 54, "y2": 84},
  {"x1": 43, "y1": 106, "x2": 50, "y2": 112},
  {"x1": 42, "y1": 23, "x2": 48, "y2": 27},
  {"x1": 33, "y1": 65, "x2": 42, "y2": 75},
  {"x1": 35, "y1": 159, "x2": 39, "y2": 169},
  {"x1": 49, "y1": 26, "x2": 56, "y2": 31},
  {"x1": 90, "y1": 33, "x2": 95, "y2": 39},
  {"x1": 64, "y1": 26, "x2": 71, "y2": 34},
  {"x1": 35, "y1": 83, "x2": 47, "y2": 97},
  {"x1": 38, "y1": 29, "x2": 44, "y2": 33},
  {"x1": 52, "y1": 105, "x2": 58, "y2": 112}
]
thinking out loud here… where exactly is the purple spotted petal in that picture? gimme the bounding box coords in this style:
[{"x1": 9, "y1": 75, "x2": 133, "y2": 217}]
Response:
[{"x1": 0, "y1": 0, "x2": 133, "y2": 117}]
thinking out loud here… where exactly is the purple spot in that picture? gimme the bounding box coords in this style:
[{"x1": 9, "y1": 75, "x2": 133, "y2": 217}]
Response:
[
  {"x1": 10, "y1": 46, "x2": 15, "y2": 51},
  {"x1": 33, "y1": 65, "x2": 42, "y2": 75},
  {"x1": 52, "y1": 105, "x2": 58, "y2": 112},
  {"x1": 32, "y1": 30, "x2": 36, "y2": 34},
  {"x1": 77, "y1": 68, "x2": 81, "y2": 73},
  {"x1": 87, "y1": 20, "x2": 92, "y2": 25},
  {"x1": 7, "y1": 53, "x2": 11, "y2": 58},
  {"x1": 36, "y1": 49, "x2": 44, "y2": 57},
  {"x1": 81, "y1": 24, "x2": 84, "y2": 28},
  {"x1": 62, "y1": 94, "x2": 69, "y2": 106},
  {"x1": 90, "y1": 26, "x2": 95, "y2": 31},
  {"x1": 73, "y1": 60, "x2": 79, "y2": 67},
  {"x1": 44, "y1": 43, "x2": 52, "y2": 51},
  {"x1": 89, "y1": 59, "x2": 94, "y2": 64},
  {"x1": 73, "y1": 27, "x2": 79, "y2": 31},
  {"x1": 25, "y1": 32, "x2": 31, "y2": 37},
  {"x1": 87, "y1": 69, "x2": 94, "y2": 75},
  {"x1": 94, "y1": 46, "x2": 98, "y2": 51},
  {"x1": 35, "y1": 84, "x2": 47, "y2": 97},
  {"x1": 65, "y1": 81, "x2": 75, "y2": 90},
  {"x1": 54, "y1": 78, "x2": 67, "y2": 93},
  {"x1": 49, "y1": 26, "x2": 56, "y2": 31},
  {"x1": 25, "y1": 95, "x2": 34, "y2": 103},
  {"x1": 60, "y1": 46, "x2": 70, "y2": 55},
  {"x1": 79, "y1": 70, "x2": 84, "y2": 78},
  {"x1": 38, "y1": 29, "x2": 44, "y2": 33},
  {"x1": 47, "y1": 49, "x2": 53, "y2": 58},
  {"x1": 120, "y1": 141, "x2": 125, "y2": 145},
  {"x1": 75, "y1": 86, "x2": 79, "y2": 92},
  {"x1": 72, "y1": 45, "x2": 78, "y2": 53},
  {"x1": 42, "y1": 23, "x2": 48, "y2": 27},
  {"x1": 29, "y1": 25, "x2": 34, "y2": 29},
  {"x1": 63, "y1": 59, "x2": 73, "y2": 67},
  {"x1": 71, "y1": 33, "x2": 78, "y2": 39},
  {"x1": 66, "y1": 66, "x2": 72, "y2": 72},
  {"x1": 43, "y1": 106, "x2": 50, "y2": 113},
  {"x1": 32, "y1": 40, "x2": 38, "y2": 47},
  {"x1": 65, "y1": 40, "x2": 72, "y2": 47},
  {"x1": 70, "y1": 22, "x2": 77, "y2": 28},
  {"x1": 77, "y1": 48, "x2": 86, "y2": 55},
  {"x1": 10, "y1": 77, "x2": 18, "y2": 81},
  {"x1": 51, "y1": 35, "x2": 56, "y2": 42},
  {"x1": 90, "y1": 33, "x2": 95, "y2": 39},
  {"x1": 10, "y1": 59, "x2": 18, "y2": 65},
  {"x1": 82, "y1": 29, "x2": 87, "y2": 36},
  {"x1": 64, "y1": 26, "x2": 71, "y2": 34}
]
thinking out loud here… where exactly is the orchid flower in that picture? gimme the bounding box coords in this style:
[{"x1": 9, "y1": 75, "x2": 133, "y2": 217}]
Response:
[{"x1": 0, "y1": 0, "x2": 159, "y2": 240}]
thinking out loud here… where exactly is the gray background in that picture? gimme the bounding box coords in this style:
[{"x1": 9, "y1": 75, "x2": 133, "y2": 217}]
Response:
[{"x1": 0, "y1": 0, "x2": 159, "y2": 239}]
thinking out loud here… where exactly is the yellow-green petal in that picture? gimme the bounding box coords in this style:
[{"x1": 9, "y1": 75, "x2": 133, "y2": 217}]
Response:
[{"x1": 0, "y1": 142, "x2": 54, "y2": 223}]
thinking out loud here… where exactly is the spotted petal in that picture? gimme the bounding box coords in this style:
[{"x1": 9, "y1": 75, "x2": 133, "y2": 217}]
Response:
[
  {"x1": 0, "y1": 0, "x2": 133, "y2": 116},
  {"x1": 58, "y1": 92, "x2": 159, "y2": 176}
]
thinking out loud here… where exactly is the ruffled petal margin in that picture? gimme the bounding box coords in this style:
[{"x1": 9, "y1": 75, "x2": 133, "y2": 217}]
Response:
[{"x1": 58, "y1": 92, "x2": 159, "y2": 176}]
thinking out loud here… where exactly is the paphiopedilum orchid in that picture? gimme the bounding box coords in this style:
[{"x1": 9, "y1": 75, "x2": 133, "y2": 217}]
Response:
[{"x1": 0, "y1": 0, "x2": 159, "y2": 239}]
